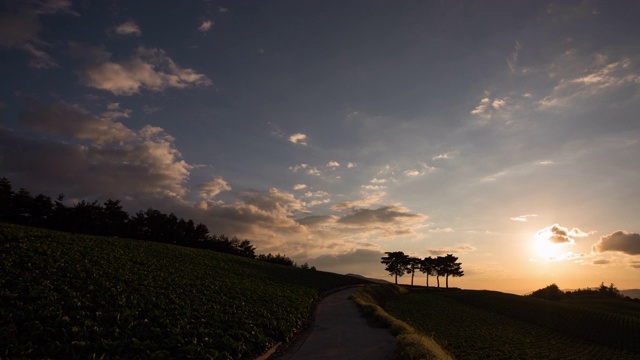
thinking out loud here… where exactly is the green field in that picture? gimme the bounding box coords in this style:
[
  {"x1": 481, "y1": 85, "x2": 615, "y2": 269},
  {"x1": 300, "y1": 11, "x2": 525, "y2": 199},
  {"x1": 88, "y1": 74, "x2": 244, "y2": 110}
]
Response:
[
  {"x1": 385, "y1": 287, "x2": 640, "y2": 360},
  {"x1": 0, "y1": 223, "x2": 366, "y2": 359}
]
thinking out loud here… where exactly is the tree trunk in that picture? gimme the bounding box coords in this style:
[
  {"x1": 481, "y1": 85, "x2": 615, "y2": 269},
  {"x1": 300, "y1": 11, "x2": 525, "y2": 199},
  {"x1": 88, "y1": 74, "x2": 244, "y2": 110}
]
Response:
[
  {"x1": 426, "y1": 275, "x2": 429, "y2": 287},
  {"x1": 395, "y1": 273, "x2": 398, "y2": 284},
  {"x1": 411, "y1": 271, "x2": 414, "y2": 286},
  {"x1": 446, "y1": 274, "x2": 449, "y2": 288},
  {"x1": 436, "y1": 275, "x2": 440, "y2": 288}
]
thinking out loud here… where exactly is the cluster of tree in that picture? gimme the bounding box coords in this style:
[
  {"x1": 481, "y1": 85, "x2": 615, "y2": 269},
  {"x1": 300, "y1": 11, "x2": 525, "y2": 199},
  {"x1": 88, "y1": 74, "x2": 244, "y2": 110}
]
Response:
[
  {"x1": 257, "y1": 253, "x2": 316, "y2": 270},
  {"x1": 529, "y1": 282, "x2": 639, "y2": 303},
  {"x1": 380, "y1": 251, "x2": 464, "y2": 288},
  {"x1": 0, "y1": 177, "x2": 309, "y2": 267}
]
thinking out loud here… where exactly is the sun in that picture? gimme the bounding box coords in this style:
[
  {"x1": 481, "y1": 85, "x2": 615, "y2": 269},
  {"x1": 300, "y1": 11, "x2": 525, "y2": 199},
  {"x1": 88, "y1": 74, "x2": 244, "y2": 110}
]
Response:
[{"x1": 533, "y1": 232, "x2": 562, "y2": 260}]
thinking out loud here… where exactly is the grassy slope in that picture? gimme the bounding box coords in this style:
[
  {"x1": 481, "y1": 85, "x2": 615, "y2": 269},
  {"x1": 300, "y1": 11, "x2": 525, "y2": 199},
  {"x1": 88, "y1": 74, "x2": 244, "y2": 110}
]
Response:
[
  {"x1": 385, "y1": 287, "x2": 640, "y2": 360},
  {"x1": 0, "y1": 223, "x2": 367, "y2": 359}
]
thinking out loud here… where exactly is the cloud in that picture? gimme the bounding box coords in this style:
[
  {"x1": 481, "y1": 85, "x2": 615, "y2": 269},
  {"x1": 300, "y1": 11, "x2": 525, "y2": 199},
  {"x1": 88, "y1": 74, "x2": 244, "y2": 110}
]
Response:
[
  {"x1": 293, "y1": 184, "x2": 307, "y2": 190},
  {"x1": 110, "y1": 20, "x2": 141, "y2": 36},
  {"x1": 0, "y1": 0, "x2": 76, "y2": 68},
  {"x1": 332, "y1": 192, "x2": 386, "y2": 212},
  {"x1": 539, "y1": 57, "x2": 640, "y2": 108},
  {"x1": 536, "y1": 224, "x2": 592, "y2": 244},
  {"x1": 510, "y1": 214, "x2": 538, "y2": 222},
  {"x1": 296, "y1": 215, "x2": 337, "y2": 227},
  {"x1": 507, "y1": 40, "x2": 521, "y2": 73},
  {"x1": 337, "y1": 205, "x2": 426, "y2": 226},
  {"x1": 428, "y1": 245, "x2": 476, "y2": 256},
  {"x1": 326, "y1": 161, "x2": 340, "y2": 168},
  {"x1": 471, "y1": 97, "x2": 491, "y2": 116},
  {"x1": 592, "y1": 259, "x2": 610, "y2": 265},
  {"x1": 289, "y1": 163, "x2": 321, "y2": 176},
  {"x1": 198, "y1": 20, "x2": 214, "y2": 32},
  {"x1": 304, "y1": 190, "x2": 329, "y2": 198},
  {"x1": 470, "y1": 96, "x2": 510, "y2": 122},
  {"x1": 21, "y1": 101, "x2": 136, "y2": 145},
  {"x1": 347, "y1": 162, "x2": 356, "y2": 168},
  {"x1": 194, "y1": 189, "x2": 310, "y2": 251},
  {"x1": 73, "y1": 44, "x2": 212, "y2": 95},
  {"x1": 592, "y1": 231, "x2": 640, "y2": 255},
  {"x1": 432, "y1": 152, "x2": 456, "y2": 160},
  {"x1": 289, "y1": 133, "x2": 308, "y2": 145},
  {"x1": 305, "y1": 248, "x2": 385, "y2": 275},
  {"x1": 4, "y1": 101, "x2": 192, "y2": 200},
  {"x1": 198, "y1": 177, "x2": 231, "y2": 200}
]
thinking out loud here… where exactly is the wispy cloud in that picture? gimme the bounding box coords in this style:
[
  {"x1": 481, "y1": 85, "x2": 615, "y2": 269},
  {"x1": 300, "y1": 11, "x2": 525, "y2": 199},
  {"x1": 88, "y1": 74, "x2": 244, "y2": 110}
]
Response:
[
  {"x1": 510, "y1": 214, "x2": 538, "y2": 222},
  {"x1": 110, "y1": 20, "x2": 141, "y2": 36},
  {"x1": 73, "y1": 44, "x2": 212, "y2": 95},
  {"x1": 429, "y1": 244, "x2": 475, "y2": 256},
  {"x1": 326, "y1": 161, "x2": 340, "y2": 168},
  {"x1": 198, "y1": 20, "x2": 213, "y2": 33},
  {"x1": 507, "y1": 40, "x2": 521, "y2": 73},
  {"x1": 198, "y1": 177, "x2": 231, "y2": 200},
  {"x1": 0, "y1": 1, "x2": 76, "y2": 68}
]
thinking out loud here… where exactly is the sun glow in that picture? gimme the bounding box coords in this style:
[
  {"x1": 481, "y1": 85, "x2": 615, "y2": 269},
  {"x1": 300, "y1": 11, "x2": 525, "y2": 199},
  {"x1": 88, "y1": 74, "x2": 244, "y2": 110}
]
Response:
[{"x1": 533, "y1": 232, "x2": 563, "y2": 260}]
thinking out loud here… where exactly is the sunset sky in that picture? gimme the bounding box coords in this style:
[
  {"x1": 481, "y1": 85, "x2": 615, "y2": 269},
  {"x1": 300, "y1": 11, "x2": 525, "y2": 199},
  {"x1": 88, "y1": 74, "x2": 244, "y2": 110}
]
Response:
[{"x1": 1, "y1": 0, "x2": 639, "y2": 294}]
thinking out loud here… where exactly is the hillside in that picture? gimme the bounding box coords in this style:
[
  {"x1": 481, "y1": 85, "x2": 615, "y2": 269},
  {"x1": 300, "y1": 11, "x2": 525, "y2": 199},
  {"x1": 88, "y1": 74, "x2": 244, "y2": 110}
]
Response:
[
  {"x1": 0, "y1": 223, "x2": 367, "y2": 359},
  {"x1": 385, "y1": 287, "x2": 640, "y2": 359},
  {"x1": 621, "y1": 289, "x2": 640, "y2": 299}
]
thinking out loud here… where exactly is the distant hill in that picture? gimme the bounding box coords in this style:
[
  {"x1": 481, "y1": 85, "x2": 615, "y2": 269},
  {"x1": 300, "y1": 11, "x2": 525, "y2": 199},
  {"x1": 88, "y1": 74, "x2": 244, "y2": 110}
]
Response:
[
  {"x1": 345, "y1": 273, "x2": 392, "y2": 284},
  {"x1": 621, "y1": 289, "x2": 640, "y2": 299}
]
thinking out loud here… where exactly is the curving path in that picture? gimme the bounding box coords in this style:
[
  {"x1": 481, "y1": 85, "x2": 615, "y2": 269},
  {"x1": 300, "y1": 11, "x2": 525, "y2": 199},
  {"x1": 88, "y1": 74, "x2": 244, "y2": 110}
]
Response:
[{"x1": 275, "y1": 287, "x2": 396, "y2": 360}]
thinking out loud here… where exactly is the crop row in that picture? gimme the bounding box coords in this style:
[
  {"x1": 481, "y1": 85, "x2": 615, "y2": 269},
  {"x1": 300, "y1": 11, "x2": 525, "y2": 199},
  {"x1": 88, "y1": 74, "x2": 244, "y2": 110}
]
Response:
[
  {"x1": 1, "y1": 223, "x2": 365, "y2": 359},
  {"x1": 385, "y1": 289, "x2": 639, "y2": 360}
]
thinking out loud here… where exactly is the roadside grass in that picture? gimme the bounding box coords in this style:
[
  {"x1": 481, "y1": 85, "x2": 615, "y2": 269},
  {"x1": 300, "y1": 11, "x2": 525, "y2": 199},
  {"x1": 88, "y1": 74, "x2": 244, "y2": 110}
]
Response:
[
  {"x1": 0, "y1": 223, "x2": 367, "y2": 359},
  {"x1": 351, "y1": 285, "x2": 453, "y2": 360},
  {"x1": 385, "y1": 287, "x2": 640, "y2": 360}
]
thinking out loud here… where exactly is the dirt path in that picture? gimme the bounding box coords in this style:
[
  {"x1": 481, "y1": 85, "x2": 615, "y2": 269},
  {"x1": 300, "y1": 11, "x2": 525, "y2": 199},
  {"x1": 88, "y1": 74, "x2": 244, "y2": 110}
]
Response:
[{"x1": 275, "y1": 287, "x2": 396, "y2": 360}]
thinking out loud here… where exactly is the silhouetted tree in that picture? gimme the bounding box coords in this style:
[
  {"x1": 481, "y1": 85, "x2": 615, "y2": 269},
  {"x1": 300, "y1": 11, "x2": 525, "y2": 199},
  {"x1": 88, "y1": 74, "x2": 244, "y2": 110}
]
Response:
[
  {"x1": 102, "y1": 199, "x2": 129, "y2": 236},
  {"x1": 0, "y1": 177, "x2": 13, "y2": 221},
  {"x1": 381, "y1": 251, "x2": 410, "y2": 284},
  {"x1": 407, "y1": 257, "x2": 421, "y2": 287},
  {"x1": 440, "y1": 254, "x2": 464, "y2": 288},
  {"x1": 257, "y1": 253, "x2": 295, "y2": 266},
  {"x1": 530, "y1": 283, "x2": 565, "y2": 301},
  {"x1": 419, "y1": 256, "x2": 437, "y2": 287},
  {"x1": 0, "y1": 178, "x2": 259, "y2": 259}
]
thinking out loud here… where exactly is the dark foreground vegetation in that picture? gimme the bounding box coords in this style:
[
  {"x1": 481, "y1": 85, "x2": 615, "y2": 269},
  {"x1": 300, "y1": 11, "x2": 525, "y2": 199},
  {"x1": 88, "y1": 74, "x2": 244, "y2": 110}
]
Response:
[
  {"x1": 383, "y1": 286, "x2": 640, "y2": 360},
  {"x1": 0, "y1": 223, "x2": 367, "y2": 359}
]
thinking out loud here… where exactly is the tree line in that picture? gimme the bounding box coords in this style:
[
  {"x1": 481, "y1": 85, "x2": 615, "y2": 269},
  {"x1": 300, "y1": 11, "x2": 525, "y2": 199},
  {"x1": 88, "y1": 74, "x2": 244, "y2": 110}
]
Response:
[
  {"x1": 0, "y1": 177, "x2": 308, "y2": 267},
  {"x1": 529, "y1": 282, "x2": 639, "y2": 303},
  {"x1": 381, "y1": 251, "x2": 464, "y2": 288}
]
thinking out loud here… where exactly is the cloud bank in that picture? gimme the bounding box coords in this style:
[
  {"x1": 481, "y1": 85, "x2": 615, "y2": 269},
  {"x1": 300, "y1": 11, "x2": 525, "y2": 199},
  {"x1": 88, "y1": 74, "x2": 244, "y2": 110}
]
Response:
[{"x1": 592, "y1": 231, "x2": 640, "y2": 255}]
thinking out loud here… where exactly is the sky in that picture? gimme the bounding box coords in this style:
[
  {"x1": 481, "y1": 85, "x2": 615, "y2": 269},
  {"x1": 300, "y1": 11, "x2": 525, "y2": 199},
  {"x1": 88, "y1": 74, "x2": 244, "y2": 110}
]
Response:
[{"x1": 1, "y1": 0, "x2": 639, "y2": 294}]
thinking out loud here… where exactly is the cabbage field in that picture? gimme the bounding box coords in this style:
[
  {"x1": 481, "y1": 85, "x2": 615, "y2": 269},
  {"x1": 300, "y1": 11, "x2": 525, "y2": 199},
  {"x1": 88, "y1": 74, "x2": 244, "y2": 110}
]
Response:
[
  {"x1": 0, "y1": 223, "x2": 366, "y2": 359},
  {"x1": 385, "y1": 287, "x2": 640, "y2": 360}
]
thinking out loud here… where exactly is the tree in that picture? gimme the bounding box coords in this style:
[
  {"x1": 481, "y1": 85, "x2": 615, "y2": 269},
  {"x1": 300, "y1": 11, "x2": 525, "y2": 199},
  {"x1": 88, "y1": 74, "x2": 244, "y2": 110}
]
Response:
[
  {"x1": 381, "y1": 251, "x2": 410, "y2": 284},
  {"x1": 433, "y1": 256, "x2": 447, "y2": 288},
  {"x1": 407, "y1": 257, "x2": 421, "y2": 287},
  {"x1": 419, "y1": 256, "x2": 437, "y2": 287},
  {"x1": 440, "y1": 254, "x2": 464, "y2": 288},
  {"x1": 0, "y1": 177, "x2": 13, "y2": 222}
]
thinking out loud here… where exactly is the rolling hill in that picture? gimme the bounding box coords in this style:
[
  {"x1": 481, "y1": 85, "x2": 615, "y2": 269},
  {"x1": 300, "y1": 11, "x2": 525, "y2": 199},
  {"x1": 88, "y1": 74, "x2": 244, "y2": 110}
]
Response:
[{"x1": 0, "y1": 223, "x2": 367, "y2": 359}]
